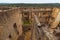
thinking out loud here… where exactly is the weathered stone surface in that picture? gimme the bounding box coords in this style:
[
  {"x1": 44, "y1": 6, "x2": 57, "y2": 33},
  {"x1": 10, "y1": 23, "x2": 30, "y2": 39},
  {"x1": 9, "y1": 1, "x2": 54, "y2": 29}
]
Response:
[{"x1": 0, "y1": 8, "x2": 23, "y2": 40}]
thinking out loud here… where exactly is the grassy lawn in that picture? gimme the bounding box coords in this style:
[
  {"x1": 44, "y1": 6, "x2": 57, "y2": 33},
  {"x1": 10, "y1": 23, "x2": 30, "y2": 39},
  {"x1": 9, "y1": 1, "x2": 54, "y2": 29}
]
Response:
[{"x1": 23, "y1": 20, "x2": 31, "y2": 25}]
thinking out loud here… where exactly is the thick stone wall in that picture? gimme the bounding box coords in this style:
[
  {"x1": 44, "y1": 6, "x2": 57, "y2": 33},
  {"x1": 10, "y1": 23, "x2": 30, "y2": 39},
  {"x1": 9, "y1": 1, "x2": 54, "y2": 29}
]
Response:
[{"x1": 0, "y1": 8, "x2": 23, "y2": 40}]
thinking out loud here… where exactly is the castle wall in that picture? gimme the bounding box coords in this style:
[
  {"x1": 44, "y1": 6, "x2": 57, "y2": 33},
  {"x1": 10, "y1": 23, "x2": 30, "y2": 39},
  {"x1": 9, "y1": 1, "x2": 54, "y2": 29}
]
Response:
[{"x1": 0, "y1": 8, "x2": 23, "y2": 40}]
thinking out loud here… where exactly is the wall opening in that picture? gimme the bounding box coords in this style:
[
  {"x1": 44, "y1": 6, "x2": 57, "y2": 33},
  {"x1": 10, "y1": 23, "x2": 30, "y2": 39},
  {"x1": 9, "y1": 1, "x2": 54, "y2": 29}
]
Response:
[
  {"x1": 13, "y1": 23, "x2": 19, "y2": 35},
  {"x1": 8, "y1": 34, "x2": 12, "y2": 39}
]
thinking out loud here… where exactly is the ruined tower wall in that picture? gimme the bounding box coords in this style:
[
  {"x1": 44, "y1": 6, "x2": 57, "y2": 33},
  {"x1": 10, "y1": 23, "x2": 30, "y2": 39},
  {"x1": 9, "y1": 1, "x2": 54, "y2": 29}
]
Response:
[{"x1": 0, "y1": 8, "x2": 23, "y2": 40}]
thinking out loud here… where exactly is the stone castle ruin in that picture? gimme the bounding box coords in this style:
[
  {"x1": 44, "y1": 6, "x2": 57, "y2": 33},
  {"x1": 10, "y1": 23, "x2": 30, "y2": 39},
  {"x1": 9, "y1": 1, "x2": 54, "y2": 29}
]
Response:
[
  {"x1": 0, "y1": 4, "x2": 60, "y2": 40},
  {"x1": 0, "y1": 7, "x2": 23, "y2": 40}
]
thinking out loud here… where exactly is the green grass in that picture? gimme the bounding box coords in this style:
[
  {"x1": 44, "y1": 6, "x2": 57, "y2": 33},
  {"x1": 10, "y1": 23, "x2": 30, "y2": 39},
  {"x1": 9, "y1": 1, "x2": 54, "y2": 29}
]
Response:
[{"x1": 23, "y1": 20, "x2": 31, "y2": 25}]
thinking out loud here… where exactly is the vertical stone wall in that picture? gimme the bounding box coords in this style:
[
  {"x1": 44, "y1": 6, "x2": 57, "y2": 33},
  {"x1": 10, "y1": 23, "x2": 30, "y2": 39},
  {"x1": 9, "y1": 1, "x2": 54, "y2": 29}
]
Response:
[
  {"x1": 49, "y1": 8, "x2": 60, "y2": 32},
  {"x1": 0, "y1": 8, "x2": 23, "y2": 40}
]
